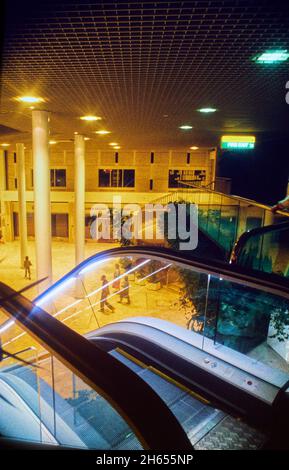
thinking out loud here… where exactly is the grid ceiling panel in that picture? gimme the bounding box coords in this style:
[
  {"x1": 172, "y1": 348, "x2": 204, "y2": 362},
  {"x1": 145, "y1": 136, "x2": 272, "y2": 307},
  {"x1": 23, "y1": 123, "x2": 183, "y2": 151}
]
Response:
[{"x1": 1, "y1": 0, "x2": 289, "y2": 148}]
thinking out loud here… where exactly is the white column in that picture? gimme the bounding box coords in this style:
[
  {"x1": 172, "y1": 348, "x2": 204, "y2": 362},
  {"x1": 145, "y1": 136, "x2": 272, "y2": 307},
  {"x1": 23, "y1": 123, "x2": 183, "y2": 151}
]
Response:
[
  {"x1": 32, "y1": 110, "x2": 52, "y2": 291},
  {"x1": 16, "y1": 143, "x2": 28, "y2": 266},
  {"x1": 0, "y1": 150, "x2": 6, "y2": 241},
  {"x1": 74, "y1": 134, "x2": 85, "y2": 266}
]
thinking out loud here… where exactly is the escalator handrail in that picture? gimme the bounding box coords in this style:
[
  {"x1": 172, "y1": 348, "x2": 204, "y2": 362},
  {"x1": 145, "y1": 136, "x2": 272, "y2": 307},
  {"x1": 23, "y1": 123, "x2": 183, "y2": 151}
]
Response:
[
  {"x1": 230, "y1": 220, "x2": 289, "y2": 265},
  {"x1": 0, "y1": 281, "x2": 192, "y2": 450},
  {"x1": 178, "y1": 181, "x2": 289, "y2": 218},
  {"x1": 34, "y1": 246, "x2": 289, "y2": 309}
]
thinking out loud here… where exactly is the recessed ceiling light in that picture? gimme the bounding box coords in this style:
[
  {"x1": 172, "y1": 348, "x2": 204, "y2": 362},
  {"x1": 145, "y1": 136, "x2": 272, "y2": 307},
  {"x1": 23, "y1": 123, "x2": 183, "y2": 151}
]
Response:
[
  {"x1": 254, "y1": 50, "x2": 289, "y2": 63},
  {"x1": 84, "y1": 137, "x2": 90, "y2": 141},
  {"x1": 114, "y1": 146, "x2": 121, "y2": 149},
  {"x1": 179, "y1": 125, "x2": 193, "y2": 130},
  {"x1": 109, "y1": 142, "x2": 118, "y2": 146},
  {"x1": 95, "y1": 130, "x2": 111, "y2": 135},
  {"x1": 74, "y1": 132, "x2": 78, "y2": 135},
  {"x1": 80, "y1": 115, "x2": 102, "y2": 121},
  {"x1": 16, "y1": 96, "x2": 44, "y2": 103},
  {"x1": 198, "y1": 108, "x2": 217, "y2": 113},
  {"x1": 190, "y1": 146, "x2": 199, "y2": 150},
  {"x1": 1, "y1": 143, "x2": 10, "y2": 147},
  {"x1": 49, "y1": 140, "x2": 57, "y2": 145}
]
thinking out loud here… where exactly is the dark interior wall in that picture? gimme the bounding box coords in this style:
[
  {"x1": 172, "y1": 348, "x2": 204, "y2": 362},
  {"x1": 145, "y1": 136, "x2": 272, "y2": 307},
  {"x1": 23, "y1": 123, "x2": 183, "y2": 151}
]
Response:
[{"x1": 217, "y1": 134, "x2": 289, "y2": 205}]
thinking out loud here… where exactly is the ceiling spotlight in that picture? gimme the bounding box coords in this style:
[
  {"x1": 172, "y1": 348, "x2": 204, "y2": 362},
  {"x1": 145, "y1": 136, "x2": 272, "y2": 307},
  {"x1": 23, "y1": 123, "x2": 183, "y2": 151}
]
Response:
[
  {"x1": 84, "y1": 137, "x2": 90, "y2": 141},
  {"x1": 16, "y1": 96, "x2": 44, "y2": 104},
  {"x1": 254, "y1": 50, "x2": 289, "y2": 64},
  {"x1": 190, "y1": 146, "x2": 199, "y2": 150},
  {"x1": 109, "y1": 142, "x2": 118, "y2": 146},
  {"x1": 49, "y1": 140, "x2": 57, "y2": 145},
  {"x1": 95, "y1": 130, "x2": 111, "y2": 135},
  {"x1": 179, "y1": 125, "x2": 193, "y2": 130},
  {"x1": 1, "y1": 143, "x2": 10, "y2": 147},
  {"x1": 198, "y1": 108, "x2": 217, "y2": 113},
  {"x1": 80, "y1": 115, "x2": 102, "y2": 121},
  {"x1": 74, "y1": 132, "x2": 78, "y2": 135},
  {"x1": 113, "y1": 146, "x2": 121, "y2": 149}
]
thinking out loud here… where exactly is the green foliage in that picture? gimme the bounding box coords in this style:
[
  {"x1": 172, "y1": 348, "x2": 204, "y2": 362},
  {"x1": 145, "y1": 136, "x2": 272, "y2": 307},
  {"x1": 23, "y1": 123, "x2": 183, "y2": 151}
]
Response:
[{"x1": 269, "y1": 303, "x2": 289, "y2": 342}]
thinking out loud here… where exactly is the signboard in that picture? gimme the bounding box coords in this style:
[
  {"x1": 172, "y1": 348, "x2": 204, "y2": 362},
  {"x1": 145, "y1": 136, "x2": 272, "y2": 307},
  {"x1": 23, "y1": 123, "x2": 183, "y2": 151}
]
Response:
[{"x1": 221, "y1": 135, "x2": 255, "y2": 150}]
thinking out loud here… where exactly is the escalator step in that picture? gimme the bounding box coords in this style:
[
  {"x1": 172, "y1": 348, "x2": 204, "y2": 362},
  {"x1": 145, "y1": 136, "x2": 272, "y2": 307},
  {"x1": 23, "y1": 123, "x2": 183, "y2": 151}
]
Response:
[
  {"x1": 138, "y1": 369, "x2": 186, "y2": 406},
  {"x1": 110, "y1": 350, "x2": 143, "y2": 374},
  {"x1": 194, "y1": 415, "x2": 265, "y2": 450}
]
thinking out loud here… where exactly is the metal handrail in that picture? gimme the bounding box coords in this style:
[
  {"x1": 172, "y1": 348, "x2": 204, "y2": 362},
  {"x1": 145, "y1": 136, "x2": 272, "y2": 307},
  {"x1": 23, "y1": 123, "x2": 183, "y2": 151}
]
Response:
[
  {"x1": 178, "y1": 180, "x2": 289, "y2": 217},
  {"x1": 0, "y1": 281, "x2": 192, "y2": 450},
  {"x1": 230, "y1": 220, "x2": 289, "y2": 265},
  {"x1": 34, "y1": 246, "x2": 289, "y2": 308}
]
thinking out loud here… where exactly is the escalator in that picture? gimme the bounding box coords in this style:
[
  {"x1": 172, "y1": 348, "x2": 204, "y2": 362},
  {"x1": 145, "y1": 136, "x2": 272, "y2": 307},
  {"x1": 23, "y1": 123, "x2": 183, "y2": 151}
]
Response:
[
  {"x1": 87, "y1": 320, "x2": 273, "y2": 450},
  {"x1": 1, "y1": 246, "x2": 289, "y2": 449},
  {"x1": 151, "y1": 181, "x2": 289, "y2": 259},
  {"x1": 0, "y1": 279, "x2": 191, "y2": 450},
  {"x1": 231, "y1": 221, "x2": 289, "y2": 279}
]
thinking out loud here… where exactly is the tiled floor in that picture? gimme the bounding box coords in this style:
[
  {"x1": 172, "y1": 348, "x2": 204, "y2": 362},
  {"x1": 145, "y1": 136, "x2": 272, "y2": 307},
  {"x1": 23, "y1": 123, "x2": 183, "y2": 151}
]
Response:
[{"x1": 0, "y1": 240, "x2": 118, "y2": 300}]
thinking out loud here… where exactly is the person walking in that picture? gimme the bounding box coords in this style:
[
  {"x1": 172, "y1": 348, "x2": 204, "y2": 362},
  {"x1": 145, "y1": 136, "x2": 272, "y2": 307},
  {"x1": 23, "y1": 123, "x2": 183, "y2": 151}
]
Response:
[
  {"x1": 118, "y1": 275, "x2": 131, "y2": 305},
  {"x1": 112, "y1": 263, "x2": 121, "y2": 291},
  {"x1": 24, "y1": 255, "x2": 32, "y2": 280},
  {"x1": 271, "y1": 195, "x2": 289, "y2": 212},
  {"x1": 99, "y1": 274, "x2": 115, "y2": 313}
]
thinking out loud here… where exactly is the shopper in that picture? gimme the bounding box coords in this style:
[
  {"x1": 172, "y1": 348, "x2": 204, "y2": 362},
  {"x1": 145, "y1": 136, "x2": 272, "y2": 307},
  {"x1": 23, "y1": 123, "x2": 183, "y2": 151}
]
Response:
[
  {"x1": 112, "y1": 263, "x2": 121, "y2": 291},
  {"x1": 118, "y1": 275, "x2": 131, "y2": 304},
  {"x1": 24, "y1": 256, "x2": 32, "y2": 280},
  {"x1": 99, "y1": 274, "x2": 115, "y2": 313},
  {"x1": 271, "y1": 195, "x2": 289, "y2": 212}
]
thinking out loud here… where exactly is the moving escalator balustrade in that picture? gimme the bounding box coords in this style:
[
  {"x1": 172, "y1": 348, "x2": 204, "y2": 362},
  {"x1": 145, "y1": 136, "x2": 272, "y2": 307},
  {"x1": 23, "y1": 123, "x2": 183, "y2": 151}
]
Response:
[{"x1": 1, "y1": 247, "x2": 289, "y2": 449}]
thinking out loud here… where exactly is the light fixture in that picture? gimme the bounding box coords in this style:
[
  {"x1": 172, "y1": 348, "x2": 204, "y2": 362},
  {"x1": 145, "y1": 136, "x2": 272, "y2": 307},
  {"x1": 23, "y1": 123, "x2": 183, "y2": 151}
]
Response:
[
  {"x1": 113, "y1": 146, "x2": 121, "y2": 149},
  {"x1": 84, "y1": 137, "x2": 90, "y2": 141},
  {"x1": 109, "y1": 142, "x2": 118, "y2": 146},
  {"x1": 1, "y1": 143, "x2": 10, "y2": 147},
  {"x1": 254, "y1": 50, "x2": 289, "y2": 63},
  {"x1": 16, "y1": 96, "x2": 44, "y2": 104},
  {"x1": 95, "y1": 130, "x2": 111, "y2": 135},
  {"x1": 80, "y1": 115, "x2": 102, "y2": 121},
  {"x1": 179, "y1": 125, "x2": 193, "y2": 130},
  {"x1": 49, "y1": 140, "x2": 57, "y2": 145},
  {"x1": 190, "y1": 146, "x2": 199, "y2": 150},
  {"x1": 198, "y1": 108, "x2": 217, "y2": 113},
  {"x1": 74, "y1": 132, "x2": 78, "y2": 135}
]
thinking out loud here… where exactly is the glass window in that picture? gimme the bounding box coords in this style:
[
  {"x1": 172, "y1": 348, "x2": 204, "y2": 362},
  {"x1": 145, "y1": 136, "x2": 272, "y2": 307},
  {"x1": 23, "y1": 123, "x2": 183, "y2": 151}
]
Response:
[
  {"x1": 50, "y1": 169, "x2": 66, "y2": 187},
  {"x1": 123, "y1": 169, "x2": 135, "y2": 187},
  {"x1": 98, "y1": 169, "x2": 135, "y2": 188},
  {"x1": 168, "y1": 169, "x2": 206, "y2": 188},
  {"x1": 55, "y1": 169, "x2": 66, "y2": 187},
  {"x1": 168, "y1": 170, "x2": 181, "y2": 188},
  {"x1": 99, "y1": 169, "x2": 111, "y2": 187},
  {"x1": 111, "y1": 169, "x2": 122, "y2": 187}
]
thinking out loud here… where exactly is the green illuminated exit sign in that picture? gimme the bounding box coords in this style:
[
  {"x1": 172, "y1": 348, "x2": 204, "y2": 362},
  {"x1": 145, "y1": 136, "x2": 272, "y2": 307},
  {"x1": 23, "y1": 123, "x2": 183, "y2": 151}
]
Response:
[{"x1": 221, "y1": 135, "x2": 255, "y2": 150}]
